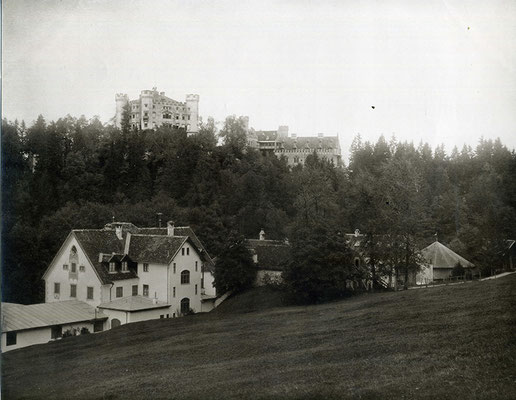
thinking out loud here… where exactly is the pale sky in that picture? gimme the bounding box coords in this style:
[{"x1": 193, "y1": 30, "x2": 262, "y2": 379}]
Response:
[{"x1": 3, "y1": 0, "x2": 516, "y2": 160}]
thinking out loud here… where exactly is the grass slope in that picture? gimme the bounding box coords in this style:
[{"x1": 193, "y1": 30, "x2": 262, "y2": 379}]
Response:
[{"x1": 3, "y1": 276, "x2": 516, "y2": 400}]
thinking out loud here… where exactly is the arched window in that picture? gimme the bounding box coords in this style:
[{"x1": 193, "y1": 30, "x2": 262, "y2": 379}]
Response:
[
  {"x1": 181, "y1": 270, "x2": 190, "y2": 284},
  {"x1": 111, "y1": 318, "x2": 121, "y2": 328},
  {"x1": 69, "y1": 246, "x2": 79, "y2": 273},
  {"x1": 180, "y1": 298, "x2": 190, "y2": 315}
]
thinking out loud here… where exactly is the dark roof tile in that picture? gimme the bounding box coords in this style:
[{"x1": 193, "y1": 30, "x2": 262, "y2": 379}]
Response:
[{"x1": 247, "y1": 239, "x2": 291, "y2": 271}]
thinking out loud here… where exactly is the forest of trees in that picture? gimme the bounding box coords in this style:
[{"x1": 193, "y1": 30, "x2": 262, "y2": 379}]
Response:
[{"x1": 2, "y1": 113, "x2": 515, "y2": 304}]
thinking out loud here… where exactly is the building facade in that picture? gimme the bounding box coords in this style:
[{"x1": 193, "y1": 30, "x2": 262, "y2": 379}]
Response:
[
  {"x1": 42, "y1": 221, "x2": 216, "y2": 330},
  {"x1": 115, "y1": 88, "x2": 199, "y2": 135},
  {"x1": 248, "y1": 125, "x2": 342, "y2": 167},
  {"x1": 1, "y1": 301, "x2": 108, "y2": 352}
]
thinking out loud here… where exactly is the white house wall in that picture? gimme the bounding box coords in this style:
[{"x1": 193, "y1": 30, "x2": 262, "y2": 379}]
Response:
[
  {"x1": 102, "y1": 309, "x2": 129, "y2": 328},
  {"x1": 169, "y1": 242, "x2": 203, "y2": 313},
  {"x1": 129, "y1": 308, "x2": 170, "y2": 323},
  {"x1": 111, "y1": 278, "x2": 140, "y2": 301},
  {"x1": 202, "y1": 271, "x2": 216, "y2": 296},
  {"x1": 137, "y1": 262, "x2": 169, "y2": 302},
  {"x1": 44, "y1": 235, "x2": 103, "y2": 306},
  {"x1": 1, "y1": 321, "x2": 102, "y2": 353}
]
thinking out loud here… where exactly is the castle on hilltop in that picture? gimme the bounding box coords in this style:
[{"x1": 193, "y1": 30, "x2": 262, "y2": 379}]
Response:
[
  {"x1": 115, "y1": 88, "x2": 199, "y2": 135},
  {"x1": 247, "y1": 123, "x2": 342, "y2": 167}
]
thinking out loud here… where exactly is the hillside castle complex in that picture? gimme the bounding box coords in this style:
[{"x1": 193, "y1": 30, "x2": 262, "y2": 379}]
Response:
[
  {"x1": 115, "y1": 88, "x2": 199, "y2": 135},
  {"x1": 248, "y1": 124, "x2": 342, "y2": 167},
  {"x1": 114, "y1": 89, "x2": 341, "y2": 166}
]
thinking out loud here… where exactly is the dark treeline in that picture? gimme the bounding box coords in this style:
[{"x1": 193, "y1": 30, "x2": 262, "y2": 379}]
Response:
[{"x1": 2, "y1": 114, "x2": 515, "y2": 304}]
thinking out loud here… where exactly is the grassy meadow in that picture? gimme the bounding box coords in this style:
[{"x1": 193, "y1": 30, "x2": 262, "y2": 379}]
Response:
[{"x1": 2, "y1": 275, "x2": 516, "y2": 399}]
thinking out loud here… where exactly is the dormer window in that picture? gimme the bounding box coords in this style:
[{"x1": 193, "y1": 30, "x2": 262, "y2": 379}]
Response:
[
  {"x1": 109, "y1": 262, "x2": 116, "y2": 273},
  {"x1": 122, "y1": 261, "x2": 128, "y2": 273}
]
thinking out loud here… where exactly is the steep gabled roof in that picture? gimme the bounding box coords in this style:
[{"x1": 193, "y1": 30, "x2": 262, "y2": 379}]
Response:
[
  {"x1": 138, "y1": 226, "x2": 215, "y2": 269},
  {"x1": 128, "y1": 235, "x2": 187, "y2": 264},
  {"x1": 421, "y1": 241, "x2": 474, "y2": 269},
  {"x1": 247, "y1": 239, "x2": 291, "y2": 271},
  {"x1": 45, "y1": 224, "x2": 214, "y2": 284},
  {"x1": 2, "y1": 301, "x2": 107, "y2": 332},
  {"x1": 73, "y1": 230, "x2": 138, "y2": 284}
]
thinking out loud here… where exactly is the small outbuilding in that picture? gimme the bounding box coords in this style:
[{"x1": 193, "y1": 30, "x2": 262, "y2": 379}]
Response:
[
  {"x1": 247, "y1": 230, "x2": 291, "y2": 286},
  {"x1": 1, "y1": 300, "x2": 107, "y2": 352},
  {"x1": 417, "y1": 241, "x2": 475, "y2": 284}
]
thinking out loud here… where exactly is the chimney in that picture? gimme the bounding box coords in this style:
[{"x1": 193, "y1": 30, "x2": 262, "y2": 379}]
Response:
[
  {"x1": 259, "y1": 229, "x2": 265, "y2": 241},
  {"x1": 115, "y1": 226, "x2": 123, "y2": 240},
  {"x1": 167, "y1": 221, "x2": 175, "y2": 236}
]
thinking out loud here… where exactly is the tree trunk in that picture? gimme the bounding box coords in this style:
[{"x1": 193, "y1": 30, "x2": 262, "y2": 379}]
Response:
[{"x1": 404, "y1": 238, "x2": 410, "y2": 290}]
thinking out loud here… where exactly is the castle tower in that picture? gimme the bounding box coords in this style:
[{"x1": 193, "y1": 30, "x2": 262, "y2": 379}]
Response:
[
  {"x1": 115, "y1": 93, "x2": 129, "y2": 128},
  {"x1": 139, "y1": 89, "x2": 155, "y2": 130},
  {"x1": 186, "y1": 94, "x2": 200, "y2": 136}
]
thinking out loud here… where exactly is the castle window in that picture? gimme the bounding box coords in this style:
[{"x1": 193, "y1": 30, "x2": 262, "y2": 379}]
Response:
[
  {"x1": 176, "y1": 115, "x2": 179, "y2": 120},
  {"x1": 143, "y1": 285, "x2": 149, "y2": 297},
  {"x1": 181, "y1": 270, "x2": 190, "y2": 284},
  {"x1": 173, "y1": 263, "x2": 176, "y2": 274},
  {"x1": 182, "y1": 115, "x2": 185, "y2": 120},
  {"x1": 71, "y1": 263, "x2": 76, "y2": 273},
  {"x1": 144, "y1": 103, "x2": 148, "y2": 108},
  {"x1": 182, "y1": 248, "x2": 185, "y2": 256},
  {"x1": 195, "y1": 261, "x2": 198, "y2": 272},
  {"x1": 87, "y1": 286, "x2": 94, "y2": 300},
  {"x1": 143, "y1": 263, "x2": 149, "y2": 272},
  {"x1": 63, "y1": 264, "x2": 68, "y2": 270},
  {"x1": 121, "y1": 261, "x2": 128, "y2": 272},
  {"x1": 173, "y1": 287, "x2": 176, "y2": 297},
  {"x1": 187, "y1": 248, "x2": 190, "y2": 256},
  {"x1": 195, "y1": 284, "x2": 198, "y2": 295},
  {"x1": 54, "y1": 282, "x2": 60, "y2": 294},
  {"x1": 116, "y1": 287, "x2": 123, "y2": 298},
  {"x1": 79, "y1": 265, "x2": 85, "y2": 272},
  {"x1": 132, "y1": 285, "x2": 138, "y2": 296},
  {"x1": 188, "y1": 115, "x2": 191, "y2": 120},
  {"x1": 70, "y1": 284, "x2": 77, "y2": 298},
  {"x1": 109, "y1": 262, "x2": 116, "y2": 273}
]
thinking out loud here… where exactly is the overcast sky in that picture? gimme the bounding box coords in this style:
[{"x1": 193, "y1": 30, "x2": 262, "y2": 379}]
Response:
[{"x1": 3, "y1": 0, "x2": 516, "y2": 160}]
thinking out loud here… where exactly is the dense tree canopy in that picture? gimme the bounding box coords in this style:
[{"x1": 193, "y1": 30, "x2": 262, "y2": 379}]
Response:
[{"x1": 2, "y1": 114, "x2": 515, "y2": 304}]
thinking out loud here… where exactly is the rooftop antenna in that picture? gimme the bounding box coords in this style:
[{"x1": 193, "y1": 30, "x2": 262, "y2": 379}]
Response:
[{"x1": 157, "y1": 212, "x2": 163, "y2": 228}]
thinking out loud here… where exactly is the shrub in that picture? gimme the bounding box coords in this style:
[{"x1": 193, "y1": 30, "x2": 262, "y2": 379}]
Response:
[
  {"x1": 214, "y1": 234, "x2": 256, "y2": 294},
  {"x1": 451, "y1": 262, "x2": 465, "y2": 277}
]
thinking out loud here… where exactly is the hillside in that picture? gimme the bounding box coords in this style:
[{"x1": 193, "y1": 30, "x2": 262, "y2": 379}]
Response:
[{"x1": 3, "y1": 276, "x2": 516, "y2": 400}]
